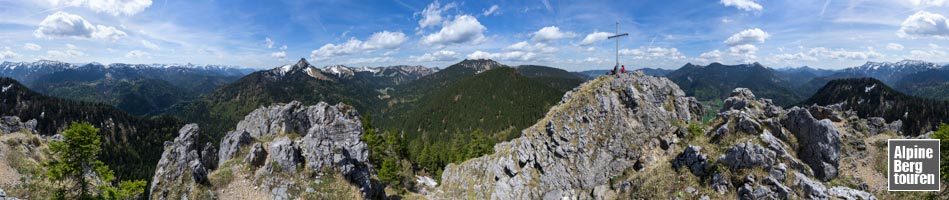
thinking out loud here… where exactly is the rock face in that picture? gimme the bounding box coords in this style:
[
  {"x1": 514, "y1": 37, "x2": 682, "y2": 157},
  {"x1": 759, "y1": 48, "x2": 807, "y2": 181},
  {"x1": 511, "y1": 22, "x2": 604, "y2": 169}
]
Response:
[
  {"x1": 149, "y1": 124, "x2": 208, "y2": 200},
  {"x1": 718, "y1": 141, "x2": 776, "y2": 170},
  {"x1": 433, "y1": 72, "x2": 703, "y2": 199},
  {"x1": 151, "y1": 101, "x2": 380, "y2": 199},
  {"x1": 782, "y1": 107, "x2": 841, "y2": 181},
  {"x1": 0, "y1": 116, "x2": 36, "y2": 134},
  {"x1": 215, "y1": 101, "x2": 379, "y2": 199}
]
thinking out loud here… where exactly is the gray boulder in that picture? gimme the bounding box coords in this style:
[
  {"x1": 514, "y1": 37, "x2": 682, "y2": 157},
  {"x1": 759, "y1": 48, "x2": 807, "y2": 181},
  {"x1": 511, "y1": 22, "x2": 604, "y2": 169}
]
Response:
[
  {"x1": 0, "y1": 116, "x2": 36, "y2": 134},
  {"x1": 793, "y1": 172, "x2": 828, "y2": 199},
  {"x1": 782, "y1": 107, "x2": 841, "y2": 181},
  {"x1": 828, "y1": 186, "x2": 876, "y2": 200},
  {"x1": 190, "y1": 160, "x2": 209, "y2": 184},
  {"x1": 268, "y1": 137, "x2": 302, "y2": 172},
  {"x1": 719, "y1": 141, "x2": 777, "y2": 170},
  {"x1": 671, "y1": 145, "x2": 708, "y2": 177},
  {"x1": 218, "y1": 130, "x2": 252, "y2": 164}
]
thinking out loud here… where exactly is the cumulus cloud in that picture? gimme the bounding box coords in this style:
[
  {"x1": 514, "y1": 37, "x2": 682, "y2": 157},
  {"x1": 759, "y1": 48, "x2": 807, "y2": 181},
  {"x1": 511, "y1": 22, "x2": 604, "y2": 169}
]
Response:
[
  {"x1": 897, "y1": 11, "x2": 949, "y2": 38},
  {"x1": 619, "y1": 47, "x2": 686, "y2": 60},
  {"x1": 0, "y1": 47, "x2": 21, "y2": 59},
  {"x1": 310, "y1": 30, "x2": 407, "y2": 61},
  {"x1": 347, "y1": 56, "x2": 394, "y2": 64},
  {"x1": 909, "y1": 0, "x2": 947, "y2": 6},
  {"x1": 416, "y1": 1, "x2": 456, "y2": 30},
  {"x1": 698, "y1": 50, "x2": 723, "y2": 63},
  {"x1": 270, "y1": 45, "x2": 288, "y2": 60},
  {"x1": 142, "y1": 40, "x2": 160, "y2": 50},
  {"x1": 531, "y1": 26, "x2": 577, "y2": 43},
  {"x1": 505, "y1": 41, "x2": 557, "y2": 53},
  {"x1": 420, "y1": 15, "x2": 486, "y2": 46},
  {"x1": 46, "y1": 48, "x2": 86, "y2": 59},
  {"x1": 578, "y1": 32, "x2": 612, "y2": 46},
  {"x1": 724, "y1": 28, "x2": 770, "y2": 46},
  {"x1": 271, "y1": 51, "x2": 286, "y2": 59},
  {"x1": 466, "y1": 50, "x2": 538, "y2": 61},
  {"x1": 49, "y1": 0, "x2": 152, "y2": 16},
  {"x1": 483, "y1": 5, "x2": 500, "y2": 16},
  {"x1": 125, "y1": 50, "x2": 150, "y2": 58},
  {"x1": 23, "y1": 43, "x2": 42, "y2": 51},
  {"x1": 720, "y1": 0, "x2": 762, "y2": 12},
  {"x1": 363, "y1": 31, "x2": 407, "y2": 49},
  {"x1": 409, "y1": 50, "x2": 459, "y2": 62},
  {"x1": 773, "y1": 52, "x2": 817, "y2": 62},
  {"x1": 729, "y1": 44, "x2": 758, "y2": 63},
  {"x1": 34, "y1": 11, "x2": 127, "y2": 41},
  {"x1": 887, "y1": 43, "x2": 904, "y2": 50},
  {"x1": 807, "y1": 47, "x2": 883, "y2": 60},
  {"x1": 265, "y1": 37, "x2": 275, "y2": 48}
]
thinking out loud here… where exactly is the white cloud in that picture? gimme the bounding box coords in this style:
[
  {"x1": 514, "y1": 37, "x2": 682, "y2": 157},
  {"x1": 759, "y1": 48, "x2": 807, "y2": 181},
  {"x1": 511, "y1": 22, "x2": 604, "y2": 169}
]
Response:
[
  {"x1": 729, "y1": 44, "x2": 759, "y2": 63},
  {"x1": 23, "y1": 43, "x2": 42, "y2": 51},
  {"x1": 142, "y1": 40, "x2": 160, "y2": 50},
  {"x1": 264, "y1": 37, "x2": 275, "y2": 48},
  {"x1": 33, "y1": 11, "x2": 127, "y2": 41},
  {"x1": 698, "y1": 50, "x2": 723, "y2": 63},
  {"x1": 910, "y1": 49, "x2": 948, "y2": 58},
  {"x1": 310, "y1": 39, "x2": 362, "y2": 61},
  {"x1": 280, "y1": 45, "x2": 287, "y2": 51},
  {"x1": 505, "y1": 41, "x2": 556, "y2": 53},
  {"x1": 720, "y1": 0, "x2": 763, "y2": 12},
  {"x1": 416, "y1": 1, "x2": 456, "y2": 30},
  {"x1": 46, "y1": 48, "x2": 85, "y2": 59},
  {"x1": 531, "y1": 26, "x2": 577, "y2": 43},
  {"x1": 420, "y1": 15, "x2": 486, "y2": 46},
  {"x1": 619, "y1": 47, "x2": 686, "y2": 60},
  {"x1": 773, "y1": 52, "x2": 817, "y2": 62},
  {"x1": 483, "y1": 5, "x2": 500, "y2": 16},
  {"x1": 409, "y1": 50, "x2": 459, "y2": 62},
  {"x1": 347, "y1": 56, "x2": 394, "y2": 64},
  {"x1": 887, "y1": 43, "x2": 904, "y2": 50},
  {"x1": 807, "y1": 47, "x2": 883, "y2": 60},
  {"x1": 310, "y1": 31, "x2": 406, "y2": 61},
  {"x1": 125, "y1": 50, "x2": 150, "y2": 58},
  {"x1": 270, "y1": 51, "x2": 286, "y2": 59},
  {"x1": 0, "y1": 47, "x2": 21, "y2": 59},
  {"x1": 363, "y1": 31, "x2": 407, "y2": 49},
  {"x1": 909, "y1": 0, "x2": 947, "y2": 6},
  {"x1": 724, "y1": 28, "x2": 770, "y2": 46},
  {"x1": 578, "y1": 32, "x2": 612, "y2": 46},
  {"x1": 466, "y1": 50, "x2": 538, "y2": 61},
  {"x1": 898, "y1": 11, "x2": 949, "y2": 38},
  {"x1": 49, "y1": 0, "x2": 152, "y2": 16}
]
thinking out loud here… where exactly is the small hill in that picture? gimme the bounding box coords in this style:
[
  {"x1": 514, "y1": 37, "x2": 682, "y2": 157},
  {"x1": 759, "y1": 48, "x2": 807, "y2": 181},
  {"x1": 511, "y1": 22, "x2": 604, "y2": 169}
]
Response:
[
  {"x1": 515, "y1": 65, "x2": 586, "y2": 92},
  {"x1": 666, "y1": 62, "x2": 803, "y2": 106},
  {"x1": 800, "y1": 78, "x2": 949, "y2": 136}
]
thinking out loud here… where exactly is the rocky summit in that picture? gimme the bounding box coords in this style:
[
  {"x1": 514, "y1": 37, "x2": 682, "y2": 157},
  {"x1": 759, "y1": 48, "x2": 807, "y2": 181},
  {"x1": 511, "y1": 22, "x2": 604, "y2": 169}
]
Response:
[
  {"x1": 432, "y1": 71, "x2": 703, "y2": 199},
  {"x1": 150, "y1": 101, "x2": 381, "y2": 199},
  {"x1": 430, "y1": 72, "x2": 888, "y2": 199}
]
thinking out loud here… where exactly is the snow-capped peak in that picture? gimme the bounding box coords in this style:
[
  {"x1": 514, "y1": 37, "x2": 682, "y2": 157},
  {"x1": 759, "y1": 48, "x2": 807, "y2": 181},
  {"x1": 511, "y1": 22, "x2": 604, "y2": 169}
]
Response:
[{"x1": 322, "y1": 65, "x2": 355, "y2": 77}]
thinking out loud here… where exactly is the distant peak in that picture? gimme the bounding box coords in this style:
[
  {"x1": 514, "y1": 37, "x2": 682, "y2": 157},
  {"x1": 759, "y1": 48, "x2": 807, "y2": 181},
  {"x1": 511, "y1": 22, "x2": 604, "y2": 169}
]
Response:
[{"x1": 295, "y1": 58, "x2": 310, "y2": 67}]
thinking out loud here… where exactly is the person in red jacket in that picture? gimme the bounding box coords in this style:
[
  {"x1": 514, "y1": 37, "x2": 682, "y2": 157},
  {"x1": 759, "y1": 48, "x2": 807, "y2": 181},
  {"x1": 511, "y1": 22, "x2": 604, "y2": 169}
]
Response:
[{"x1": 621, "y1": 65, "x2": 626, "y2": 73}]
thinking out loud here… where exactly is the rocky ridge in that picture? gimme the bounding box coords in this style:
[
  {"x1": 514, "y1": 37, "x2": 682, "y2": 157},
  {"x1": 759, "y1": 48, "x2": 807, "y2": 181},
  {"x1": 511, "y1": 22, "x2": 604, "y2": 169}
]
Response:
[
  {"x1": 432, "y1": 71, "x2": 890, "y2": 199},
  {"x1": 150, "y1": 101, "x2": 380, "y2": 199},
  {"x1": 433, "y1": 71, "x2": 703, "y2": 199}
]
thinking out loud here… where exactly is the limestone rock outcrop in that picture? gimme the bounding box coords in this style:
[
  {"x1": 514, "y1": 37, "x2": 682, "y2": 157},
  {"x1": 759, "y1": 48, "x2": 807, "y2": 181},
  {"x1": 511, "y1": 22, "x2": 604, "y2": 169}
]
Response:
[
  {"x1": 149, "y1": 124, "x2": 208, "y2": 200},
  {"x1": 432, "y1": 72, "x2": 703, "y2": 199}
]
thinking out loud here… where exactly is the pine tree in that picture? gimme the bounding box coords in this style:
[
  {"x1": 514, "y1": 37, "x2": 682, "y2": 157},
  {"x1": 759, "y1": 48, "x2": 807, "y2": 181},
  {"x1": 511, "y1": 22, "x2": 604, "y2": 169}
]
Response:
[{"x1": 47, "y1": 121, "x2": 146, "y2": 199}]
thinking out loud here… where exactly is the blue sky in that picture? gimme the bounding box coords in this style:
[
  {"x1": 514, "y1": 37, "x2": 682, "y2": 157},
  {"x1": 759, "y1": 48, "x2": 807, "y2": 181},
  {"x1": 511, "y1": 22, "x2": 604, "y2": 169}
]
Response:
[{"x1": 0, "y1": 0, "x2": 947, "y2": 71}]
